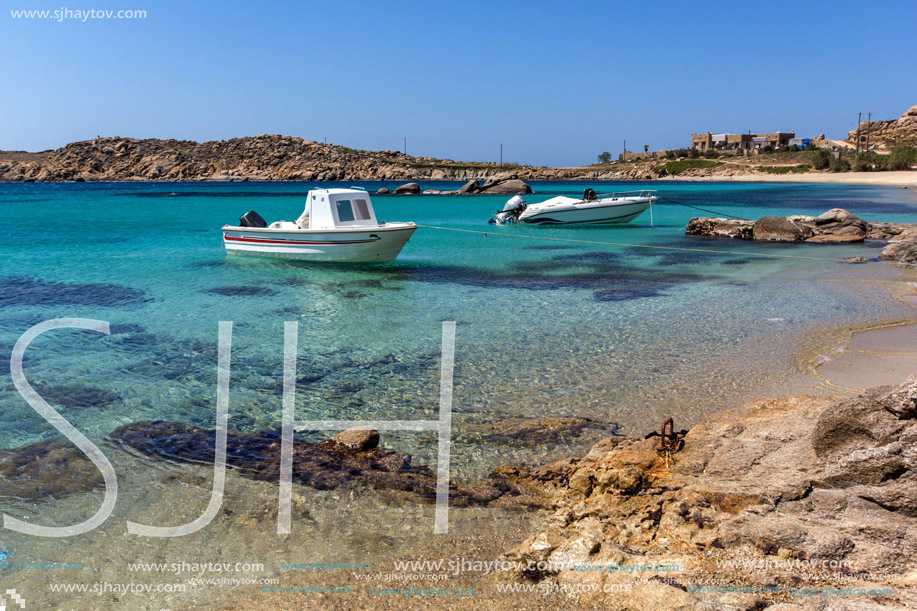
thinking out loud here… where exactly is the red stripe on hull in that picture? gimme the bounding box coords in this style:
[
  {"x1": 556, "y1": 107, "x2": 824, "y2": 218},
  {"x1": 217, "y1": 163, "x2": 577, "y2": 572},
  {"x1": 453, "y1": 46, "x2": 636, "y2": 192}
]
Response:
[{"x1": 224, "y1": 234, "x2": 377, "y2": 246}]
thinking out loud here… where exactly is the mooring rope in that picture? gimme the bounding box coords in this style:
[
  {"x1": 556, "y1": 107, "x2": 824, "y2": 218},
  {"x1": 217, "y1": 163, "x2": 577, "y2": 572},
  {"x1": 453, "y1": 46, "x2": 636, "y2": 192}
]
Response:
[
  {"x1": 415, "y1": 225, "x2": 863, "y2": 263},
  {"x1": 659, "y1": 196, "x2": 750, "y2": 220}
]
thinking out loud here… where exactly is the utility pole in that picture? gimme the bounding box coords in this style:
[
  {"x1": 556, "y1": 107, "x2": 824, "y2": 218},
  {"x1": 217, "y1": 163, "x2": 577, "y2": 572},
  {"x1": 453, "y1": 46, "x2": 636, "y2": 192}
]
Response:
[
  {"x1": 623, "y1": 139, "x2": 626, "y2": 161},
  {"x1": 403, "y1": 137, "x2": 406, "y2": 155},
  {"x1": 855, "y1": 112, "x2": 862, "y2": 156},
  {"x1": 865, "y1": 112, "x2": 872, "y2": 154},
  {"x1": 500, "y1": 143, "x2": 503, "y2": 165}
]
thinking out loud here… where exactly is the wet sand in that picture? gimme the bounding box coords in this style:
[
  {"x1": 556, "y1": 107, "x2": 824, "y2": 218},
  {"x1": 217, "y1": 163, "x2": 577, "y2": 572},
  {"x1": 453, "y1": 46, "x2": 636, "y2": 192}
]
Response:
[
  {"x1": 818, "y1": 321, "x2": 917, "y2": 389},
  {"x1": 816, "y1": 292, "x2": 917, "y2": 390}
]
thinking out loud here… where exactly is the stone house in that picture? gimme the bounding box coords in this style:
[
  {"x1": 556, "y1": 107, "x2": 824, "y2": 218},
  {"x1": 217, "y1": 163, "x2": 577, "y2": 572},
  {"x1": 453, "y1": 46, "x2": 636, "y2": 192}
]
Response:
[{"x1": 691, "y1": 131, "x2": 795, "y2": 151}]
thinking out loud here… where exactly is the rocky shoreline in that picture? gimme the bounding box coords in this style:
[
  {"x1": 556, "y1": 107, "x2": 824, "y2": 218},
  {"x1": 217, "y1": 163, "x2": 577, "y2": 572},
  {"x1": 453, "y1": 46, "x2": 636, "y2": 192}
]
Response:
[
  {"x1": 686, "y1": 208, "x2": 917, "y2": 266},
  {"x1": 494, "y1": 377, "x2": 917, "y2": 610}
]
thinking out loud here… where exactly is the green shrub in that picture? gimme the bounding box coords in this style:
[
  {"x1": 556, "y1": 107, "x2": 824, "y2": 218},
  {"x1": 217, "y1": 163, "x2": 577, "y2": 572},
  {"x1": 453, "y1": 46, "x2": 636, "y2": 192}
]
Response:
[
  {"x1": 664, "y1": 149, "x2": 676, "y2": 159},
  {"x1": 830, "y1": 158, "x2": 851, "y2": 172},
  {"x1": 757, "y1": 165, "x2": 811, "y2": 174},
  {"x1": 853, "y1": 157, "x2": 873, "y2": 172},
  {"x1": 888, "y1": 146, "x2": 917, "y2": 171},
  {"x1": 703, "y1": 149, "x2": 720, "y2": 159},
  {"x1": 761, "y1": 145, "x2": 775, "y2": 154},
  {"x1": 663, "y1": 159, "x2": 724, "y2": 175},
  {"x1": 597, "y1": 151, "x2": 612, "y2": 164},
  {"x1": 688, "y1": 148, "x2": 701, "y2": 158},
  {"x1": 811, "y1": 149, "x2": 832, "y2": 170}
]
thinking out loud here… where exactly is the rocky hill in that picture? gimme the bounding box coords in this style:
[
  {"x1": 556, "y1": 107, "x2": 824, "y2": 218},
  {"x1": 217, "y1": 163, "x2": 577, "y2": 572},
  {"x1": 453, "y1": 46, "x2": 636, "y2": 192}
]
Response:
[
  {"x1": 0, "y1": 135, "x2": 590, "y2": 182},
  {"x1": 848, "y1": 105, "x2": 917, "y2": 150}
]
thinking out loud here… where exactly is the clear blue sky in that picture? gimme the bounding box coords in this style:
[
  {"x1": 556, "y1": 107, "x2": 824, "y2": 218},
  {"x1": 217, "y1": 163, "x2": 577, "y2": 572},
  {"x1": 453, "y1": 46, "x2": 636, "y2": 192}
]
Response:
[{"x1": 2, "y1": 0, "x2": 916, "y2": 166}]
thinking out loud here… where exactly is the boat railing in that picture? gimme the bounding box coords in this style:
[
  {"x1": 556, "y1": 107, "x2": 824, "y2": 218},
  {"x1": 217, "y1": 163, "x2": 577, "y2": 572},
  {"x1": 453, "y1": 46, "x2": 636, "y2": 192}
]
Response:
[{"x1": 592, "y1": 190, "x2": 657, "y2": 199}]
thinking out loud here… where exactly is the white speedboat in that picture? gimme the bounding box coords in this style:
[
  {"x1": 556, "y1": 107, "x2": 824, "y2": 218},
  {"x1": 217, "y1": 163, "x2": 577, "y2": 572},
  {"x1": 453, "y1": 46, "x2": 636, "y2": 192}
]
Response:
[
  {"x1": 222, "y1": 188, "x2": 416, "y2": 262},
  {"x1": 490, "y1": 189, "x2": 657, "y2": 225}
]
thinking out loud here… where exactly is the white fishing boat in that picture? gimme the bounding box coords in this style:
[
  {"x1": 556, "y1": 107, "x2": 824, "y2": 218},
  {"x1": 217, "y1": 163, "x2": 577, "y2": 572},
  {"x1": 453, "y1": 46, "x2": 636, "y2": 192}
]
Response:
[
  {"x1": 222, "y1": 188, "x2": 416, "y2": 262},
  {"x1": 490, "y1": 189, "x2": 657, "y2": 225}
]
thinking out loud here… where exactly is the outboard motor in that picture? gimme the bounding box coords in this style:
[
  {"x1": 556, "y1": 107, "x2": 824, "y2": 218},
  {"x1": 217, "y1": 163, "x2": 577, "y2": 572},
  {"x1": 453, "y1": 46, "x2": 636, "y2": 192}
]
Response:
[
  {"x1": 489, "y1": 195, "x2": 528, "y2": 224},
  {"x1": 239, "y1": 210, "x2": 267, "y2": 228}
]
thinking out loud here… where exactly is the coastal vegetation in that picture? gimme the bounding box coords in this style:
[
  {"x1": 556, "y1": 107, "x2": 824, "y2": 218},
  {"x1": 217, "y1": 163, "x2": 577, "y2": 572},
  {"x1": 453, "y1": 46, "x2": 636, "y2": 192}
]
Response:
[
  {"x1": 757, "y1": 165, "x2": 811, "y2": 174},
  {"x1": 656, "y1": 159, "x2": 724, "y2": 176}
]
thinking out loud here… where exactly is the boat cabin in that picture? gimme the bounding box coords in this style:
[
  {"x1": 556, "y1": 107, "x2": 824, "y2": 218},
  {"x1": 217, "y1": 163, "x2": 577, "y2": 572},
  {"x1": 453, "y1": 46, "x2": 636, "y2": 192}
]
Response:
[{"x1": 291, "y1": 188, "x2": 380, "y2": 230}]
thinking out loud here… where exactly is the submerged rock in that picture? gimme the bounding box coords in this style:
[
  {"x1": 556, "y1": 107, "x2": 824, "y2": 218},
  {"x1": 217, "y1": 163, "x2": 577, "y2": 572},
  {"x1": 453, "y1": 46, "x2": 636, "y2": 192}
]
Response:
[
  {"x1": 484, "y1": 417, "x2": 610, "y2": 447},
  {"x1": 109, "y1": 421, "x2": 508, "y2": 505},
  {"x1": 0, "y1": 275, "x2": 148, "y2": 307},
  {"x1": 0, "y1": 440, "x2": 105, "y2": 500}
]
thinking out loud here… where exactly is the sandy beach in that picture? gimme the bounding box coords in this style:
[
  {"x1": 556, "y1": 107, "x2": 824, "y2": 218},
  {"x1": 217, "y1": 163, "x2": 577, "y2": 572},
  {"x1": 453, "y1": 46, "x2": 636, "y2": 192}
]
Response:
[{"x1": 676, "y1": 170, "x2": 917, "y2": 187}]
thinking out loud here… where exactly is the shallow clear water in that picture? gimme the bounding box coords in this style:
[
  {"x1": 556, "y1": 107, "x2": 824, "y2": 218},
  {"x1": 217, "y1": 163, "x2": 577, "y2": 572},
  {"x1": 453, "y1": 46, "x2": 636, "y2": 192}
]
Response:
[{"x1": 1, "y1": 180, "x2": 916, "y2": 608}]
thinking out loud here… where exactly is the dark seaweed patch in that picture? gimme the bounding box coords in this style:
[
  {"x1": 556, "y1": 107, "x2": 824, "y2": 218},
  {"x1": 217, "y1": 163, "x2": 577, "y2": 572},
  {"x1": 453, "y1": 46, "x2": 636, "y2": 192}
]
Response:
[
  {"x1": 552, "y1": 251, "x2": 623, "y2": 265},
  {"x1": 722, "y1": 258, "x2": 753, "y2": 266},
  {"x1": 0, "y1": 276, "x2": 148, "y2": 307},
  {"x1": 205, "y1": 285, "x2": 278, "y2": 297},
  {"x1": 32, "y1": 384, "x2": 122, "y2": 409},
  {"x1": 522, "y1": 244, "x2": 580, "y2": 251},
  {"x1": 0, "y1": 439, "x2": 105, "y2": 500},
  {"x1": 594, "y1": 279, "x2": 674, "y2": 302},
  {"x1": 187, "y1": 260, "x2": 226, "y2": 269},
  {"x1": 654, "y1": 252, "x2": 717, "y2": 266}
]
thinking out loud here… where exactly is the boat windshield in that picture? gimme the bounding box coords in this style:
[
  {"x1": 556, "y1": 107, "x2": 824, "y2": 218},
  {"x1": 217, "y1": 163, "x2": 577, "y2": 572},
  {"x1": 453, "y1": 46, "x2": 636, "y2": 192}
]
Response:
[{"x1": 336, "y1": 200, "x2": 356, "y2": 223}]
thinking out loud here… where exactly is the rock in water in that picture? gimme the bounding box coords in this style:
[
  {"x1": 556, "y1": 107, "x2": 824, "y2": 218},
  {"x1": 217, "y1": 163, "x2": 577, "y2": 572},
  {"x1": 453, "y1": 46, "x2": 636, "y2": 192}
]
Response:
[
  {"x1": 109, "y1": 421, "x2": 505, "y2": 505},
  {"x1": 685, "y1": 217, "x2": 754, "y2": 240},
  {"x1": 752, "y1": 216, "x2": 814, "y2": 242},
  {"x1": 375, "y1": 187, "x2": 390, "y2": 194},
  {"x1": 880, "y1": 238, "x2": 917, "y2": 267},
  {"x1": 478, "y1": 178, "x2": 533, "y2": 194},
  {"x1": 393, "y1": 182, "x2": 421, "y2": 194},
  {"x1": 331, "y1": 427, "x2": 380, "y2": 451},
  {"x1": 459, "y1": 180, "x2": 481, "y2": 194}
]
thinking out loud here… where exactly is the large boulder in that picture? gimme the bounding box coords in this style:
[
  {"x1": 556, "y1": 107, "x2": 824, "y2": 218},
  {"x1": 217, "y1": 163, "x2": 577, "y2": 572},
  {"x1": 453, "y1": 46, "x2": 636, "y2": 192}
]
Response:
[
  {"x1": 479, "y1": 178, "x2": 533, "y2": 194},
  {"x1": 805, "y1": 208, "x2": 867, "y2": 243},
  {"x1": 752, "y1": 216, "x2": 814, "y2": 242},
  {"x1": 880, "y1": 239, "x2": 917, "y2": 266},
  {"x1": 685, "y1": 217, "x2": 754, "y2": 240},
  {"x1": 907, "y1": 105, "x2": 917, "y2": 118},
  {"x1": 393, "y1": 182, "x2": 421, "y2": 194},
  {"x1": 459, "y1": 180, "x2": 481, "y2": 194}
]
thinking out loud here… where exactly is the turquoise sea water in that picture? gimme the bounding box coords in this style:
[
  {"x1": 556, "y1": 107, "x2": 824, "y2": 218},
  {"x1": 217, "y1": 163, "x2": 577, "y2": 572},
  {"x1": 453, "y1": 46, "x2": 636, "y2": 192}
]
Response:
[
  {"x1": 2, "y1": 181, "x2": 917, "y2": 467},
  {"x1": 2, "y1": 180, "x2": 917, "y2": 609}
]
